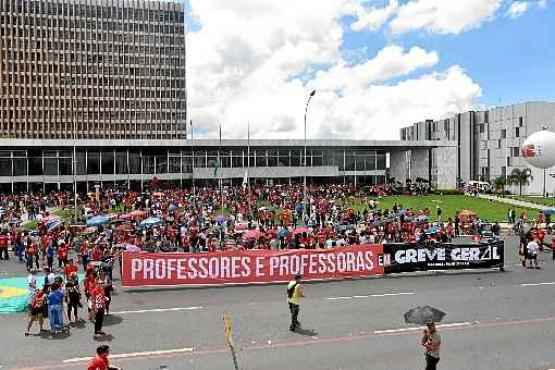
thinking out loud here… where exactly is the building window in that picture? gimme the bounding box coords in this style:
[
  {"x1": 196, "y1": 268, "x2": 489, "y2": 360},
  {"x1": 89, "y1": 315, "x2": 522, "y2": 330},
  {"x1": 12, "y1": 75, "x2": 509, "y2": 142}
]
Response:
[
  {"x1": 515, "y1": 127, "x2": 520, "y2": 138},
  {"x1": 511, "y1": 147, "x2": 520, "y2": 157},
  {"x1": 501, "y1": 129, "x2": 506, "y2": 139},
  {"x1": 479, "y1": 124, "x2": 484, "y2": 133},
  {"x1": 519, "y1": 116, "x2": 523, "y2": 127},
  {"x1": 497, "y1": 139, "x2": 502, "y2": 149}
]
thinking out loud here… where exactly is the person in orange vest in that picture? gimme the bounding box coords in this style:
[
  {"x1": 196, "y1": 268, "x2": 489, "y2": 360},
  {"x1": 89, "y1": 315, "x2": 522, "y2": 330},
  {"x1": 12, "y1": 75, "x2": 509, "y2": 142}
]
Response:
[{"x1": 287, "y1": 274, "x2": 305, "y2": 332}]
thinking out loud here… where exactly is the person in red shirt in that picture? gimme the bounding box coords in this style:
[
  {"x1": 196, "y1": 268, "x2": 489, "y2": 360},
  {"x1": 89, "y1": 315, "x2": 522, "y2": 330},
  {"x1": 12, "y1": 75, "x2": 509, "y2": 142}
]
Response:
[
  {"x1": 57, "y1": 242, "x2": 68, "y2": 268},
  {"x1": 91, "y1": 283, "x2": 109, "y2": 337},
  {"x1": 64, "y1": 258, "x2": 78, "y2": 279},
  {"x1": 84, "y1": 271, "x2": 97, "y2": 321},
  {"x1": 92, "y1": 245, "x2": 103, "y2": 261},
  {"x1": 26, "y1": 243, "x2": 39, "y2": 272},
  {"x1": 0, "y1": 232, "x2": 9, "y2": 260},
  {"x1": 80, "y1": 239, "x2": 90, "y2": 272},
  {"x1": 87, "y1": 345, "x2": 121, "y2": 370}
]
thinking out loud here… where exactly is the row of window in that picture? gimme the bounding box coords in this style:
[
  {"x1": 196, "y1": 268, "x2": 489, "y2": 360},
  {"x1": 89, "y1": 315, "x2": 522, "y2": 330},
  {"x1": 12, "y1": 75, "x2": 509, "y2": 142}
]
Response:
[
  {"x1": 1, "y1": 3, "x2": 184, "y2": 23},
  {"x1": 0, "y1": 149, "x2": 387, "y2": 177},
  {"x1": 2, "y1": 37, "x2": 184, "y2": 51},
  {"x1": 0, "y1": 18, "x2": 185, "y2": 35}
]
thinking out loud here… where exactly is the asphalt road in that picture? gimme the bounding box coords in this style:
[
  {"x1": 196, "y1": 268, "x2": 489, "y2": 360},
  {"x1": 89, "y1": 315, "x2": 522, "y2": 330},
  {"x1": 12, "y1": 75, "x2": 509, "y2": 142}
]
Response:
[{"x1": 2, "y1": 237, "x2": 555, "y2": 370}]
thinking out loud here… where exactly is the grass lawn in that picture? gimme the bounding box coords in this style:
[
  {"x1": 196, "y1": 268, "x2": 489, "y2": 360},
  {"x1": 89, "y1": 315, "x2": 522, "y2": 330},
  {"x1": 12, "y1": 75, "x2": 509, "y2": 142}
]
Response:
[
  {"x1": 21, "y1": 220, "x2": 38, "y2": 231},
  {"x1": 342, "y1": 195, "x2": 538, "y2": 222},
  {"x1": 52, "y1": 208, "x2": 75, "y2": 223}
]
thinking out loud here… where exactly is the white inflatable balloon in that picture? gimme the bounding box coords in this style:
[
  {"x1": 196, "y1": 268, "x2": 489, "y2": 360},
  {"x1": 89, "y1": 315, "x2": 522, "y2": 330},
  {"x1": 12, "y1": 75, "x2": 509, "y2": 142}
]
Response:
[{"x1": 521, "y1": 130, "x2": 555, "y2": 169}]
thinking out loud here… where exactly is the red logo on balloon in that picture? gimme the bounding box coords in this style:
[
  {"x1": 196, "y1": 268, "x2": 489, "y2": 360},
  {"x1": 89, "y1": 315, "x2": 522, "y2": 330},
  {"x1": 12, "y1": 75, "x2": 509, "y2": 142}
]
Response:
[{"x1": 521, "y1": 144, "x2": 536, "y2": 158}]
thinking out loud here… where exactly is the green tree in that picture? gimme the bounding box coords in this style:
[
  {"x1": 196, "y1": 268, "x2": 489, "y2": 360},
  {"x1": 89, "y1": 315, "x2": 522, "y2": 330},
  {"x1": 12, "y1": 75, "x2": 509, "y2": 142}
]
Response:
[
  {"x1": 494, "y1": 176, "x2": 506, "y2": 193},
  {"x1": 509, "y1": 168, "x2": 533, "y2": 196}
]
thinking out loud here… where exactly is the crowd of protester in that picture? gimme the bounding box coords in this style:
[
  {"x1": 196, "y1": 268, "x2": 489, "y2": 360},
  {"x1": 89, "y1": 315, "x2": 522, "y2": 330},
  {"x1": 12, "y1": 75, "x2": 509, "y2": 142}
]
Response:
[{"x1": 3, "y1": 182, "x2": 550, "y2": 339}]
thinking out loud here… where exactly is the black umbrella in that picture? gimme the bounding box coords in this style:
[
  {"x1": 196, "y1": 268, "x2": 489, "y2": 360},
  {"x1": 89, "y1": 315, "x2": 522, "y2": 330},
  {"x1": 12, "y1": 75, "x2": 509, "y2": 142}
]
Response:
[{"x1": 404, "y1": 305, "x2": 446, "y2": 325}]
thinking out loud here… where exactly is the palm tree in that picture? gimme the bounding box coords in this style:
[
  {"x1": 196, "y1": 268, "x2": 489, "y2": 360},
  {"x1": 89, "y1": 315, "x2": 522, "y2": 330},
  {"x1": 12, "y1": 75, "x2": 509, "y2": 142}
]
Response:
[
  {"x1": 494, "y1": 176, "x2": 506, "y2": 194},
  {"x1": 509, "y1": 168, "x2": 533, "y2": 196}
]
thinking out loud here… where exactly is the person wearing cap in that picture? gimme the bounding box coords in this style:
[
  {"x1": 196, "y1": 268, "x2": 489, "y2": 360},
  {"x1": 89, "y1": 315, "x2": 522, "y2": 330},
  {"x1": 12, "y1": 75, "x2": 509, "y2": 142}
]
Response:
[
  {"x1": 286, "y1": 274, "x2": 304, "y2": 332},
  {"x1": 421, "y1": 322, "x2": 441, "y2": 370}
]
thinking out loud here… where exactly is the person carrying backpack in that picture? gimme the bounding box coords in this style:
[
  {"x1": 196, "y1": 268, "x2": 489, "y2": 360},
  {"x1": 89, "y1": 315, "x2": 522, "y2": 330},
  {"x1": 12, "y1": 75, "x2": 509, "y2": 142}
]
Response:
[{"x1": 287, "y1": 274, "x2": 304, "y2": 332}]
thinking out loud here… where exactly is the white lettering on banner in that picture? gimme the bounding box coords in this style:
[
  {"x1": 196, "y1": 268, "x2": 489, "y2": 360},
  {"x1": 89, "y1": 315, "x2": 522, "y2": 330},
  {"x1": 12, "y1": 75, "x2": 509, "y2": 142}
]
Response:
[
  {"x1": 451, "y1": 248, "x2": 480, "y2": 261},
  {"x1": 143, "y1": 259, "x2": 154, "y2": 279},
  {"x1": 230, "y1": 256, "x2": 240, "y2": 278},
  {"x1": 255, "y1": 257, "x2": 264, "y2": 277},
  {"x1": 241, "y1": 257, "x2": 251, "y2": 277},
  {"x1": 309, "y1": 254, "x2": 318, "y2": 274},
  {"x1": 126, "y1": 249, "x2": 380, "y2": 284},
  {"x1": 131, "y1": 259, "x2": 142, "y2": 279},
  {"x1": 177, "y1": 259, "x2": 187, "y2": 279},
  {"x1": 220, "y1": 257, "x2": 230, "y2": 278},
  {"x1": 364, "y1": 251, "x2": 374, "y2": 270},
  {"x1": 155, "y1": 259, "x2": 166, "y2": 279},
  {"x1": 270, "y1": 256, "x2": 279, "y2": 275}
]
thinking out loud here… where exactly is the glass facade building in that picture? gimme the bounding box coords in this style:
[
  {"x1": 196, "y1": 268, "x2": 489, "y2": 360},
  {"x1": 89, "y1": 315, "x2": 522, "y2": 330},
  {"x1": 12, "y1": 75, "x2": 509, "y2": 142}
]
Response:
[
  {"x1": 0, "y1": 141, "x2": 391, "y2": 193},
  {"x1": 0, "y1": 0, "x2": 187, "y2": 139}
]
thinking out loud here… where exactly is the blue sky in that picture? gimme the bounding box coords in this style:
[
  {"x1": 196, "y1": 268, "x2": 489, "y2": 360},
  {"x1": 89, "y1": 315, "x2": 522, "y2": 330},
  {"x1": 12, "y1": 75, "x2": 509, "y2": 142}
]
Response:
[
  {"x1": 340, "y1": 0, "x2": 555, "y2": 106},
  {"x1": 185, "y1": 0, "x2": 554, "y2": 139}
]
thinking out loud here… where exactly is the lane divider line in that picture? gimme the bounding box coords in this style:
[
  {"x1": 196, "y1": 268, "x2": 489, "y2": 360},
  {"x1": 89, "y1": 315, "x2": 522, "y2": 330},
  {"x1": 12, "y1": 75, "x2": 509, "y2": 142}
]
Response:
[
  {"x1": 373, "y1": 322, "x2": 472, "y2": 335},
  {"x1": 111, "y1": 306, "x2": 203, "y2": 315},
  {"x1": 64, "y1": 347, "x2": 194, "y2": 363},
  {"x1": 520, "y1": 282, "x2": 555, "y2": 287},
  {"x1": 327, "y1": 292, "x2": 415, "y2": 300}
]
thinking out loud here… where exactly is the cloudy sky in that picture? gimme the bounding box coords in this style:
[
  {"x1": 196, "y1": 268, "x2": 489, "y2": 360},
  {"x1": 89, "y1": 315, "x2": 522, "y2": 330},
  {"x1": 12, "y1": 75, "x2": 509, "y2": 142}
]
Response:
[{"x1": 183, "y1": 0, "x2": 554, "y2": 140}]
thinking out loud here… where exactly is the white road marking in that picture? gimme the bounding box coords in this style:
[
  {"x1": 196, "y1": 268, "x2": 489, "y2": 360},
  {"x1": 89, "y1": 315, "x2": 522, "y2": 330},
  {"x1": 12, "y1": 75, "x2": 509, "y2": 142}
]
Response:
[
  {"x1": 111, "y1": 306, "x2": 203, "y2": 315},
  {"x1": 373, "y1": 322, "x2": 472, "y2": 335},
  {"x1": 327, "y1": 292, "x2": 415, "y2": 300},
  {"x1": 520, "y1": 282, "x2": 555, "y2": 287},
  {"x1": 64, "y1": 347, "x2": 194, "y2": 363}
]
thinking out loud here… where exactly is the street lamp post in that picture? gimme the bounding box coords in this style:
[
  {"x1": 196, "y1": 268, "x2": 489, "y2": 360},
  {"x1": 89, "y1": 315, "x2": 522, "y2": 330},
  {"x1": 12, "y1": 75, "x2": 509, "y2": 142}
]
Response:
[{"x1": 303, "y1": 90, "x2": 316, "y2": 224}]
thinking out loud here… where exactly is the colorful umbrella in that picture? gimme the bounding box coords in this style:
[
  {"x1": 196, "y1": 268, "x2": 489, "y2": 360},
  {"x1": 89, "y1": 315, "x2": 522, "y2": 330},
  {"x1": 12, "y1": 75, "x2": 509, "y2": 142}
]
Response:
[
  {"x1": 124, "y1": 244, "x2": 141, "y2": 252},
  {"x1": 278, "y1": 228, "x2": 290, "y2": 238},
  {"x1": 47, "y1": 220, "x2": 63, "y2": 232},
  {"x1": 86, "y1": 215, "x2": 110, "y2": 226},
  {"x1": 293, "y1": 227, "x2": 310, "y2": 235},
  {"x1": 244, "y1": 229, "x2": 263, "y2": 239},
  {"x1": 140, "y1": 217, "x2": 163, "y2": 228}
]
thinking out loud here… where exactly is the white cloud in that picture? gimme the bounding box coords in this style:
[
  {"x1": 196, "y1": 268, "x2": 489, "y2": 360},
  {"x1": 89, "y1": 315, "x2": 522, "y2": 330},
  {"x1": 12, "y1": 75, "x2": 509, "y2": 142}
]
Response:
[
  {"x1": 506, "y1": 1, "x2": 529, "y2": 18},
  {"x1": 311, "y1": 45, "x2": 439, "y2": 93},
  {"x1": 389, "y1": 0, "x2": 502, "y2": 35},
  {"x1": 350, "y1": 0, "x2": 398, "y2": 32},
  {"x1": 187, "y1": 0, "x2": 482, "y2": 140},
  {"x1": 506, "y1": 0, "x2": 549, "y2": 18}
]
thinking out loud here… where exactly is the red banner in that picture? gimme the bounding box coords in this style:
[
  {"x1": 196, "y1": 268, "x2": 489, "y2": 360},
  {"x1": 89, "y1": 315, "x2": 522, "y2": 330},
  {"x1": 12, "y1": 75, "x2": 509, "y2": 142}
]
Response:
[{"x1": 121, "y1": 245, "x2": 384, "y2": 287}]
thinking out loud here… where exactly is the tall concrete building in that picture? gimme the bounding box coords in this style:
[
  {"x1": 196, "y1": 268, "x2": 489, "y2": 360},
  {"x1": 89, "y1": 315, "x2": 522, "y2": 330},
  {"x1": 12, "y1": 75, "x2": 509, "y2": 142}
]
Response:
[
  {"x1": 400, "y1": 101, "x2": 555, "y2": 194},
  {"x1": 0, "y1": 0, "x2": 187, "y2": 140}
]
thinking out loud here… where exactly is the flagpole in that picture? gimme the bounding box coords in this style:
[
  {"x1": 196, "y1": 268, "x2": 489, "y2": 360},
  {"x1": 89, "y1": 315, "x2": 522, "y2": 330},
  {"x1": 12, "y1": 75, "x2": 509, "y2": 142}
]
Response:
[
  {"x1": 247, "y1": 122, "x2": 251, "y2": 218},
  {"x1": 191, "y1": 120, "x2": 195, "y2": 210},
  {"x1": 219, "y1": 124, "x2": 223, "y2": 218},
  {"x1": 219, "y1": 124, "x2": 224, "y2": 249}
]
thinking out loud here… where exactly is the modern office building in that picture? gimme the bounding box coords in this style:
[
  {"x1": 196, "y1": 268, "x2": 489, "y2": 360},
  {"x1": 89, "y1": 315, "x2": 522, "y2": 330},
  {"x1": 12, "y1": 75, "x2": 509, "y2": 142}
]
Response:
[
  {"x1": 0, "y1": 139, "x2": 454, "y2": 193},
  {"x1": 400, "y1": 101, "x2": 555, "y2": 194},
  {"x1": 0, "y1": 0, "x2": 187, "y2": 140}
]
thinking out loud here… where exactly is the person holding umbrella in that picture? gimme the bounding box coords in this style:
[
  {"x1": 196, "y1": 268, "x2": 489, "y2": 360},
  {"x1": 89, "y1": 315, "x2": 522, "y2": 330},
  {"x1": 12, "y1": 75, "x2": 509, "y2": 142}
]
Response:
[
  {"x1": 404, "y1": 305, "x2": 445, "y2": 370},
  {"x1": 421, "y1": 322, "x2": 441, "y2": 370}
]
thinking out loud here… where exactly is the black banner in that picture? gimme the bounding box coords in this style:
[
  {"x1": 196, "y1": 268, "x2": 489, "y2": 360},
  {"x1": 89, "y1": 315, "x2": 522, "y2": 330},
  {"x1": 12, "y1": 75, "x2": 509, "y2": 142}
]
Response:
[{"x1": 383, "y1": 240, "x2": 504, "y2": 273}]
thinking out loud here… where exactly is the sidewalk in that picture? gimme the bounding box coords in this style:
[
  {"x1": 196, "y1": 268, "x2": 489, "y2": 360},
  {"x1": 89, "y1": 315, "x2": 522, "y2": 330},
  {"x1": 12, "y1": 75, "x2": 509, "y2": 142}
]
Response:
[{"x1": 478, "y1": 194, "x2": 547, "y2": 211}]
